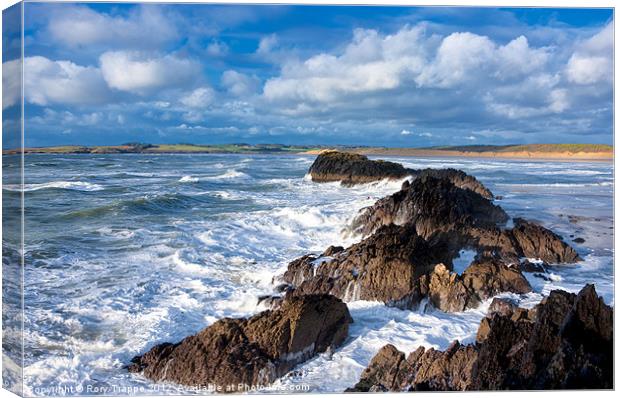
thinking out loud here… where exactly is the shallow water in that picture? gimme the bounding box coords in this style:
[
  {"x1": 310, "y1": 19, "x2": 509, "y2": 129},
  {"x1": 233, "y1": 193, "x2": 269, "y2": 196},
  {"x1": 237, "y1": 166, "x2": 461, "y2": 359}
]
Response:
[{"x1": 2, "y1": 154, "x2": 613, "y2": 395}]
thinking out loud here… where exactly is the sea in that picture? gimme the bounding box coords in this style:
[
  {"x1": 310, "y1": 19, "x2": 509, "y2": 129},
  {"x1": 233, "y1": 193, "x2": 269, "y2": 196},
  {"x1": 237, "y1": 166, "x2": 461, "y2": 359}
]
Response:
[{"x1": 1, "y1": 153, "x2": 614, "y2": 395}]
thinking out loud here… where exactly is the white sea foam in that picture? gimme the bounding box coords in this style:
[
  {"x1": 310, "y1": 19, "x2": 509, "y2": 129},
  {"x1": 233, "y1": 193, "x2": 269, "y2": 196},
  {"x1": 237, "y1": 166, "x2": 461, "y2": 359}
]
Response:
[
  {"x1": 178, "y1": 175, "x2": 199, "y2": 183},
  {"x1": 3, "y1": 181, "x2": 104, "y2": 192}
]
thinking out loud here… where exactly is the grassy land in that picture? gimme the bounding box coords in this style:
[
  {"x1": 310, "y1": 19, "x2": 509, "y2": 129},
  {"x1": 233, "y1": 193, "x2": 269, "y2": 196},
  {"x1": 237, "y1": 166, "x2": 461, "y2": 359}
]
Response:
[
  {"x1": 6, "y1": 143, "x2": 321, "y2": 155},
  {"x1": 4, "y1": 143, "x2": 612, "y2": 158}
]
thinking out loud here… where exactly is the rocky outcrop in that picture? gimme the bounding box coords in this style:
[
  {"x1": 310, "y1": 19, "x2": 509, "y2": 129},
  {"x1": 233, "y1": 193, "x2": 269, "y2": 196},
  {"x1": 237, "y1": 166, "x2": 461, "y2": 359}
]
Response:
[
  {"x1": 282, "y1": 224, "x2": 455, "y2": 308},
  {"x1": 350, "y1": 285, "x2": 612, "y2": 391},
  {"x1": 350, "y1": 175, "x2": 508, "y2": 239},
  {"x1": 308, "y1": 151, "x2": 493, "y2": 199},
  {"x1": 280, "y1": 224, "x2": 531, "y2": 312},
  {"x1": 416, "y1": 168, "x2": 494, "y2": 199},
  {"x1": 128, "y1": 294, "x2": 352, "y2": 390},
  {"x1": 308, "y1": 151, "x2": 414, "y2": 185},
  {"x1": 510, "y1": 218, "x2": 582, "y2": 264},
  {"x1": 421, "y1": 259, "x2": 532, "y2": 312},
  {"x1": 349, "y1": 176, "x2": 580, "y2": 266}
]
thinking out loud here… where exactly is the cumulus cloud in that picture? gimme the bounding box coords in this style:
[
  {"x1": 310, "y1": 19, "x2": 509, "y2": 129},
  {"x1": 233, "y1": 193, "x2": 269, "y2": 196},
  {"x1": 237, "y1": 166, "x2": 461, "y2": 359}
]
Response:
[
  {"x1": 180, "y1": 87, "x2": 215, "y2": 108},
  {"x1": 2, "y1": 59, "x2": 21, "y2": 109},
  {"x1": 221, "y1": 70, "x2": 260, "y2": 96},
  {"x1": 566, "y1": 23, "x2": 612, "y2": 85},
  {"x1": 47, "y1": 5, "x2": 178, "y2": 50},
  {"x1": 23, "y1": 56, "x2": 112, "y2": 106},
  {"x1": 400, "y1": 129, "x2": 413, "y2": 135},
  {"x1": 99, "y1": 51, "x2": 201, "y2": 95}
]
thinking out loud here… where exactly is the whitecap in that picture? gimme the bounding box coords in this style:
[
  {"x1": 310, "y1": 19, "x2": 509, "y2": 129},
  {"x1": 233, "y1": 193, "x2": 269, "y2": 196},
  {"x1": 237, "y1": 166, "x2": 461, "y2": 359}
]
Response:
[
  {"x1": 179, "y1": 175, "x2": 199, "y2": 183},
  {"x1": 3, "y1": 181, "x2": 104, "y2": 192}
]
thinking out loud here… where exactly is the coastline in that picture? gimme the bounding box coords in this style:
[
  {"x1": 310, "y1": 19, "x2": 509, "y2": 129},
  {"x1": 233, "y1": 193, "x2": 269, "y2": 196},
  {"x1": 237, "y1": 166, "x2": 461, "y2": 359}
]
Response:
[{"x1": 302, "y1": 148, "x2": 614, "y2": 162}]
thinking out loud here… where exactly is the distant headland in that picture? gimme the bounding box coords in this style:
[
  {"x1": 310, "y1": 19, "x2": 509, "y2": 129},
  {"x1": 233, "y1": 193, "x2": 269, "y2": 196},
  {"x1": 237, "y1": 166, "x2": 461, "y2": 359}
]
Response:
[{"x1": 3, "y1": 143, "x2": 613, "y2": 161}]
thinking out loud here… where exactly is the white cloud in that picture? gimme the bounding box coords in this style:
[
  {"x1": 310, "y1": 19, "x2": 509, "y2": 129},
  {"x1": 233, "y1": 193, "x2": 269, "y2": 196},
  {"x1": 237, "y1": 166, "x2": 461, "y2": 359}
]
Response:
[
  {"x1": 416, "y1": 32, "x2": 495, "y2": 88},
  {"x1": 400, "y1": 129, "x2": 413, "y2": 135},
  {"x1": 2, "y1": 59, "x2": 21, "y2": 109},
  {"x1": 221, "y1": 70, "x2": 259, "y2": 96},
  {"x1": 180, "y1": 87, "x2": 215, "y2": 108},
  {"x1": 99, "y1": 51, "x2": 201, "y2": 95},
  {"x1": 257, "y1": 34, "x2": 279, "y2": 55},
  {"x1": 566, "y1": 23, "x2": 612, "y2": 85},
  {"x1": 206, "y1": 40, "x2": 229, "y2": 57},
  {"x1": 23, "y1": 56, "x2": 112, "y2": 106},
  {"x1": 264, "y1": 26, "x2": 428, "y2": 104},
  {"x1": 47, "y1": 5, "x2": 177, "y2": 50}
]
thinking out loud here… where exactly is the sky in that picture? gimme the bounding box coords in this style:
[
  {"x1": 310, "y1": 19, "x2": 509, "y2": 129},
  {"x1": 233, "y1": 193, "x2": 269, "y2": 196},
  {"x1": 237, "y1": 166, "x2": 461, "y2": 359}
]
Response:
[{"x1": 1, "y1": 3, "x2": 614, "y2": 147}]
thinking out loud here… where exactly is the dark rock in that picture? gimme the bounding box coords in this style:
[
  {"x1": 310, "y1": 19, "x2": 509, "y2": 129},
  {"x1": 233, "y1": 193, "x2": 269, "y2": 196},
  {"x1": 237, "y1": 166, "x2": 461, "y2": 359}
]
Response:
[
  {"x1": 416, "y1": 168, "x2": 494, "y2": 199},
  {"x1": 511, "y1": 218, "x2": 582, "y2": 263},
  {"x1": 128, "y1": 294, "x2": 352, "y2": 390},
  {"x1": 283, "y1": 224, "x2": 453, "y2": 309},
  {"x1": 517, "y1": 259, "x2": 547, "y2": 273},
  {"x1": 308, "y1": 151, "x2": 413, "y2": 185},
  {"x1": 421, "y1": 258, "x2": 531, "y2": 313},
  {"x1": 352, "y1": 284, "x2": 612, "y2": 391},
  {"x1": 257, "y1": 295, "x2": 283, "y2": 309},
  {"x1": 350, "y1": 175, "x2": 508, "y2": 239},
  {"x1": 572, "y1": 237, "x2": 585, "y2": 244}
]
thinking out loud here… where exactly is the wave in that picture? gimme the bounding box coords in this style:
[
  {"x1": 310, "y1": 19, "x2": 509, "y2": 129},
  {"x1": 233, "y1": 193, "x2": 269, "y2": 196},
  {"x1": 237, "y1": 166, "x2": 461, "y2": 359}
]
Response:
[
  {"x1": 179, "y1": 175, "x2": 199, "y2": 183},
  {"x1": 203, "y1": 170, "x2": 250, "y2": 181},
  {"x1": 3, "y1": 181, "x2": 104, "y2": 192},
  {"x1": 61, "y1": 193, "x2": 210, "y2": 219}
]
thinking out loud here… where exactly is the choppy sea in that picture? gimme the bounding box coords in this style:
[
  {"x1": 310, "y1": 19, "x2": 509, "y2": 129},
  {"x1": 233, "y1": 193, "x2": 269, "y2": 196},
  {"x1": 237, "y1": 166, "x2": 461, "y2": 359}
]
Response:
[{"x1": 1, "y1": 154, "x2": 614, "y2": 395}]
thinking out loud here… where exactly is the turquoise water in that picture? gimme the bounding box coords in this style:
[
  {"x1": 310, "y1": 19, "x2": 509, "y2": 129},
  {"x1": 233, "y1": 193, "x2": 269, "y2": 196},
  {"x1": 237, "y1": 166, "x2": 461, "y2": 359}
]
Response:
[{"x1": 2, "y1": 154, "x2": 613, "y2": 394}]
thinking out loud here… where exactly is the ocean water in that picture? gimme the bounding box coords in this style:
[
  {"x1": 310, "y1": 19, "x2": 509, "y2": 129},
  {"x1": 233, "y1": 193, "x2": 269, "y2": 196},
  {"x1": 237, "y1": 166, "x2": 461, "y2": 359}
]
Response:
[{"x1": 2, "y1": 154, "x2": 613, "y2": 395}]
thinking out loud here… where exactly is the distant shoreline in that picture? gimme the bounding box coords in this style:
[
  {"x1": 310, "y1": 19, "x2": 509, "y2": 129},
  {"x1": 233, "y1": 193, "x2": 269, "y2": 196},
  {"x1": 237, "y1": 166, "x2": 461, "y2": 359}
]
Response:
[
  {"x1": 325, "y1": 148, "x2": 613, "y2": 162},
  {"x1": 3, "y1": 143, "x2": 613, "y2": 162}
]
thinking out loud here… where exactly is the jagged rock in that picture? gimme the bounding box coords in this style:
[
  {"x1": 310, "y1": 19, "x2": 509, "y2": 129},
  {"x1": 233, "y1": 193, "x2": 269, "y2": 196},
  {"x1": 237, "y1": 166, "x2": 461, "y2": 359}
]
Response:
[
  {"x1": 511, "y1": 218, "x2": 582, "y2": 264},
  {"x1": 308, "y1": 151, "x2": 413, "y2": 185},
  {"x1": 350, "y1": 175, "x2": 508, "y2": 239},
  {"x1": 416, "y1": 168, "x2": 494, "y2": 199},
  {"x1": 352, "y1": 284, "x2": 612, "y2": 391},
  {"x1": 422, "y1": 259, "x2": 531, "y2": 313},
  {"x1": 128, "y1": 294, "x2": 352, "y2": 390},
  {"x1": 283, "y1": 224, "x2": 454, "y2": 308}
]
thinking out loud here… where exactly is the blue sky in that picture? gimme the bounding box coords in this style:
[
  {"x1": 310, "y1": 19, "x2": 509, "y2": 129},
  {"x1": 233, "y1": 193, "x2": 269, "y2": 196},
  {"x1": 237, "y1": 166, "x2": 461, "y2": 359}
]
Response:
[{"x1": 2, "y1": 3, "x2": 614, "y2": 147}]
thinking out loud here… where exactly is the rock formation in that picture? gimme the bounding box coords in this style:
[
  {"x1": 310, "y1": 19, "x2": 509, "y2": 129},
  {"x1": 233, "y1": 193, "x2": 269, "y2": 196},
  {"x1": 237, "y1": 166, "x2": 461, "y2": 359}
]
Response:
[
  {"x1": 128, "y1": 294, "x2": 352, "y2": 391},
  {"x1": 308, "y1": 151, "x2": 414, "y2": 185},
  {"x1": 349, "y1": 284, "x2": 612, "y2": 391},
  {"x1": 308, "y1": 151, "x2": 493, "y2": 199}
]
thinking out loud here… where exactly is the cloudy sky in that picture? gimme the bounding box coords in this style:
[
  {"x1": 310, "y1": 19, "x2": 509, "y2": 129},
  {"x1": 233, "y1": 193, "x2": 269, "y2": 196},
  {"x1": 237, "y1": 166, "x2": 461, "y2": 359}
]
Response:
[{"x1": 2, "y1": 3, "x2": 614, "y2": 147}]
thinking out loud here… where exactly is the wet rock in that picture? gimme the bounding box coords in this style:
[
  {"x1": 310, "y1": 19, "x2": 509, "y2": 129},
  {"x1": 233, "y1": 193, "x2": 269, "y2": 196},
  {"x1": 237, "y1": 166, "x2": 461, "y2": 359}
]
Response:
[
  {"x1": 511, "y1": 218, "x2": 582, "y2": 264},
  {"x1": 128, "y1": 294, "x2": 352, "y2": 391},
  {"x1": 572, "y1": 237, "x2": 585, "y2": 244},
  {"x1": 416, "y1": 168, "x2": 494, "y2": 199},
  {"x1": 350, "y1": 175, "x2": 508, "y2": 238},
  {"x1": 282, "y1": 224, "x2": 454, "y2": 309},
  {"x1": 422, "y1": 259, "x2": 531, "y2": 313},
  {"x1": 308, "y1": 151, "x2": 414, "y2": 185},
  {"x1": 352, "y1": 284, "x2": 612, "y2": 391}
]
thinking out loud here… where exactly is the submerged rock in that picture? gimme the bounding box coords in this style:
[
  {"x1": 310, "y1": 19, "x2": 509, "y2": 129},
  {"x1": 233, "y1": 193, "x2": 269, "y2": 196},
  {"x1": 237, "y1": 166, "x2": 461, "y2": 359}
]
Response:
[
  {"x1": 308, "y1": 151, "x2": 414, "y2": 185},
  {"x1": 128, "y1": 294, "x2": 352, "y2": 391},
  {"x1": 351, "y1": 284, "x2": 612, "y2": 391}
]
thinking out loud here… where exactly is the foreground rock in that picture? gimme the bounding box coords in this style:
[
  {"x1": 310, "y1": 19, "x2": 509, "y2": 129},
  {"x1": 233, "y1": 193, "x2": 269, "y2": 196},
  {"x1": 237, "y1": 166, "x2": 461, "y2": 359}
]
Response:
[
  {"x1": 283, "y1": 224, "x2": 454, "y2": 308},
  {"x1": 308, "y1": 151, "x2": 414, "y2": 185},
  {"x1": 349, "y1": 284, "x2": 612, "y2": 391},
  {"x1": 280, "y1": 224, "x2": 531, "y2": 311},
  {"x1": 128, "y1": 295, "x2": 352, "y2": 391}
]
